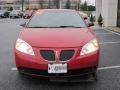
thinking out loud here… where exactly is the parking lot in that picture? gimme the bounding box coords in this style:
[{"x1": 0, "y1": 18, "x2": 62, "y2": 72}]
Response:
[{"x1": 0, "y1": 19, "x2": 120, "y2": 90}]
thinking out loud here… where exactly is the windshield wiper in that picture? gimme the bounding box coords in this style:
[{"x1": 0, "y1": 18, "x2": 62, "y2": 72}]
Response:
[
  {"x1": 57, "y1": 26, "x2": 83, "y2": 28},
  {"x1": 27, "y1": 26, "x2": 83, "y2": 28},
  {"x1": 28, "y1": 26, "x2": 50, "y2": 28}
]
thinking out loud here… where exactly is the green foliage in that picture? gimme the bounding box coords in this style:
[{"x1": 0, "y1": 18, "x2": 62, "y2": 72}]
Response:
[
  {"x1": 39, "y1": 0, "x2": 44, "y2": 9},
  {"x1": 81, "y1": 1, "x2": 88, "y2": 11},
  {"x1": 8, "y1": 7, "x2": 13, "y2": 11},
  {"x1": 97, "y1": 14, "x2": 103, "y2": 26},
  {"x1": 80, "y1": 1, "x2": 95, "y2": 11},
  {"x1": 53, "y1": 0, "x2": 60, "y2": 8},
  {"x1": 90, "y1": 14, "x2": 94, "y2": 22},
  {"x1": 65, "y1": 0, "x2": 71, "y2": 9},
  {"x1": 88, "y1": 5, "x2": 95, "y2": 11},
  {"x1": 97, "y1": 14, "x2": 103, "y2": 23}
]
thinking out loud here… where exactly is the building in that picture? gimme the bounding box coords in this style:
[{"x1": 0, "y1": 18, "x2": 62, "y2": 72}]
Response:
[
  {"x1": 0, "y1": 0, "x2": 22, "y2": 10},
  {"x1": 0, "y1": 0, "x2": 81, "y2": 10},
  {"x1": 96, "y1": 0, "x2": 120, "y2": 27},
  {"x1": 61, "y1": 0, "x2": 81, "y2": 10}
]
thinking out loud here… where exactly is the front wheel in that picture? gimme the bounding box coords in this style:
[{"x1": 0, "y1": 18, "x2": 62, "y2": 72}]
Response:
[{"x1": 87, "y1": 72, "x2": 97, "y2": 82}]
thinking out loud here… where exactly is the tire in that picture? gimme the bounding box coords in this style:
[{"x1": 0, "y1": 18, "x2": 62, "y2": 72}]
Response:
[
  {"x1": 17, "y1": 68, "x2": 31, "y2": 78},
  {"x1": 87, "y1": 72, "x2": 98, "y2": 82},
  {"x1": 10, "y1": 16, "x2": 13, "y2": 19}
]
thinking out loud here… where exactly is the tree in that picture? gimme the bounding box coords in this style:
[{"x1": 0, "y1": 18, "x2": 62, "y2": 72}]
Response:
[
  {"x1": 90, "y1": 14, "x2": 94, "y2": 22},
  {"x1": 88, "y1": 5, "x2": 95, "y2": 11},
  {"x1": 97, "y1": 14, "x2": 103, "y2": 26},
  {"x1": 8, "y1": 7, "x2": 13, "y2": 11},
  {"x1": 39, "y1": 0, "x2": 44, "y2": 9},
  {"x1": 53, "y1": 0, "x2": 60, "y2": 9},
  {"x1": 65, "y1": 0, "x2": 71, "y2": 9},
  {"x1": 80, "y1": 1, "x2": 88, "y2": 11}
]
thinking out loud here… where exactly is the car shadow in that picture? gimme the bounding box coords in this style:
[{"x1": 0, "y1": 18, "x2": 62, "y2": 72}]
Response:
[{"x1": 18, "y1": 73, "x2": 97, "y2": 85}]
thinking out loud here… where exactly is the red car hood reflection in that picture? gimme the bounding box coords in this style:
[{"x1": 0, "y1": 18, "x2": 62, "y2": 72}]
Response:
[{"x1": 20, "y1": 28, "x2": 95, "y2": 48}]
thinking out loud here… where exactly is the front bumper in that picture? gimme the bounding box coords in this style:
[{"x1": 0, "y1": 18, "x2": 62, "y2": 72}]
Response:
[
  {"x1": 18, "y1": 67, "x2": 97, "y2": 77},
  {"x1": 15, "y1": 47, "x2": 99, "y2": 77}
]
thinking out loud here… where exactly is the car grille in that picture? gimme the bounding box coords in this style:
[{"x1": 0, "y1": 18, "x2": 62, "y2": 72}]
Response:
[
  {"x1": 40, "y1": 50, "x2": 75, "y2": 61},
  {"x1": 60, "y1": 50, "x2": 75, "y2": 61},
  {"x1": 40, "y1": 50, "x2": 55, "y2": 61}
]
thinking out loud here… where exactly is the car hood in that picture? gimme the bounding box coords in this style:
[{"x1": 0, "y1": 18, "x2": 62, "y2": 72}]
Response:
[{"x1": 20, "y1": 28, "x2": 95, "y2": 48}]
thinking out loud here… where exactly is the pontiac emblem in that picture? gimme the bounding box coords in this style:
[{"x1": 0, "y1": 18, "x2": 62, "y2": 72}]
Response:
[{"x1": 55, "y1": 51, "x2": 59, "y2": 59}]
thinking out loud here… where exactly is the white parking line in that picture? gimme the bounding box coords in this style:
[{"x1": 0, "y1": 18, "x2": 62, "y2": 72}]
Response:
[
  {"x1": 98, "y1": 66, "x2": 120, "y2": 71},
  {"x1": 104, "y1": 29, "x2": 120, "y2": 36},
  {"x1": 96, "y1": 33, "x2": 113, "y2": 35},
  {"x1": 11, "y1": 68, "x2": 17, "y2": 71},
  {"x1": 100, "y1": 41, "x2": 120, "y2": 45}
]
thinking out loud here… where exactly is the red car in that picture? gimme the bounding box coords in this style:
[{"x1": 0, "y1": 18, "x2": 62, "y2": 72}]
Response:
[
  {"x1": 15, "y1": 9, "x2": 99, "y2": 80},
  {"x1": 23, "y1": 10, "x2": 35, "y2": 19}
]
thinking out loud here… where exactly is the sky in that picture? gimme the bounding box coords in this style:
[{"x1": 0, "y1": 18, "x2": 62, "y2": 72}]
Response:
[{"x1": 81, "y1": 0, "x2": 95, "y2": 6}]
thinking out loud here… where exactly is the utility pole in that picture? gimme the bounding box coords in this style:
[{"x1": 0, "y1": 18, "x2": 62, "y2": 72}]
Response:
[
  {"x1": 0, "y1": 0, "x2": 1, "y2": 10},
  {"x1": 21, "y1": 0, "x2": 24, "y2": 11},
  {"x1": 28, "y1": 0, "x2": 30, "y2": 9},
  {"x1": 78, "y1": 0, "x2": 81, "y2": 11},
  {"x1": 49, "y1": 0, "x2": 51, "y2": 9},
  {"x1": 60, "y1": 0, "x2": 62, "y2": 9}
]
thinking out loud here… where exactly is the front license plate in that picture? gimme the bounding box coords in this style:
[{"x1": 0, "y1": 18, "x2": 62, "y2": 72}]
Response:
[{"x1": 48, "y1": 63, "x2": 67, "y2": 73}]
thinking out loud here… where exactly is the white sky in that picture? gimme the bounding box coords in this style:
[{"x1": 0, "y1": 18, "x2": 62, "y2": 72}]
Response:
[{"x1": 81, "y1": 0, "x2": 95, "y2": 6}]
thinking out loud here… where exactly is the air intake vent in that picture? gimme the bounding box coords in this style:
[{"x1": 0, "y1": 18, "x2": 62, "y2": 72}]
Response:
[
  {"x1": 40, "y1": 50, "x2": 55, "y2": 61},
  {"x1": 60, "y1": 50, "x2": 75, "y2": 61}
]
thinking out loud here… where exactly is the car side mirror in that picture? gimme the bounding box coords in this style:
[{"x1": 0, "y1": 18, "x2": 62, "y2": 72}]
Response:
[
  {"x1": 20, "y1": 22, "x2": 26, "y2": 27},
  {"x1": 83, "y1": 17, "x2": 88, "y2": 20},
  {"x1": 88, "y1": 22, "x2": 94, "y2": 27}
]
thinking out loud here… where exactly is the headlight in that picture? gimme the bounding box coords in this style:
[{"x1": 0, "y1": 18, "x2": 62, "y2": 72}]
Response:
[
  {"x1": 80, "y1": 39, "x2": 99, "y2": 55},
  {"x1": 16, "y1": 38, "x2": 35, "y2": 55}
]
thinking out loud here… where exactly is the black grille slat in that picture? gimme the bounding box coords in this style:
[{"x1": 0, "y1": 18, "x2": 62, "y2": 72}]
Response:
[
  {"x1": 60, "y1": 50, "x2": 75, "y2": 61},
  {"x1": 40, "y1": 50, "x2": 55, "y2": 61}
]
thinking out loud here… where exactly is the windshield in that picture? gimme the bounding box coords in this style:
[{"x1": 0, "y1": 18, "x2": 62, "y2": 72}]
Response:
[{"x1": 27, "y1": 10, "x2": 86, "y2": 28}]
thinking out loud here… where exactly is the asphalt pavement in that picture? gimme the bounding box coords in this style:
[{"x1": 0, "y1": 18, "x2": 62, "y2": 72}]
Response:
[{"x1": 0, "y1": 19, "x2": 120, "y2": 90}]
